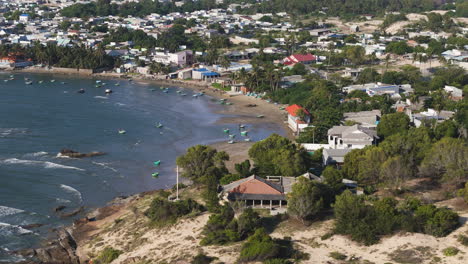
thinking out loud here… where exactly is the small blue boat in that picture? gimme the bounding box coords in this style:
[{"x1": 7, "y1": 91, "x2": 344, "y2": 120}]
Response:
[
  {"x1": 152, "y1": 172, "x2": 159, "y2": 178},
  {"x1": 153, "y1": 160, "x2": 161, "y2": 166}
]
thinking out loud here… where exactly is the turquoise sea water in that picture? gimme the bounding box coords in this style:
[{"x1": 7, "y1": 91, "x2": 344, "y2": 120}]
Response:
[{"x1": 0, "y1": 73, "x2": 284, "y2": 262}]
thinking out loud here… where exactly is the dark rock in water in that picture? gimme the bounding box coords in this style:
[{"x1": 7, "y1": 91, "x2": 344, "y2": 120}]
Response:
[
  {"x1": 20, "y1": 223, "x2": 45, "y2": 229},
  {"x1": 59, "y1": 206, "x2": 84, "y2": 218},
  {"x1": 16, "y1": 229, "x2": 80, "y2": 264},
  {"x1": 54, "y1": 205, "x2": 66, "y2": 212},
  {"x1": 59, "y1": 149, "x2": 105, "y2": 158}
]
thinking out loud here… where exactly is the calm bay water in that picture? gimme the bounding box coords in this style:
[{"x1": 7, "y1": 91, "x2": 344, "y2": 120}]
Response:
[{"x1": 0, "y1": 73, "x2": 284, "y2": 261}]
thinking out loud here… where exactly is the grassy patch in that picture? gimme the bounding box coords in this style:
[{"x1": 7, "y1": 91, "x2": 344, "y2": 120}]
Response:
[
  {"x1": 94, "y1": 247, "x2": 122, "y2": 264},
  {"x1": 389, "y1": 249, "x2": 423, "y2": 264},
  {"x1": 458, "y1": 234, "x2": 468, "y2": 247},
  {"x1": 442, "y1": 247, "x2": 459, "y2": 256},
  {"x1": 329, "y1": 251, "x2": 347, "y2": 260}
]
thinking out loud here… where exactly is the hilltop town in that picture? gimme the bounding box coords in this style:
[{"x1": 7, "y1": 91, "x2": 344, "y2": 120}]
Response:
[{"x1": 0, "y1": 0, "x2": 467, "y2": 264}]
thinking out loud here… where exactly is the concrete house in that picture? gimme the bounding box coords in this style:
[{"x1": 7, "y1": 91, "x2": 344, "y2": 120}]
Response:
[
  {"x1": 285, "y1": 104, "x2": 311, "y2": 134},
  {"x1": 328, "y1": 125, "x2": 378, "y2": 150},
  {"x1": 343, "y1": 110, "x2": 381, "y2": 128}
]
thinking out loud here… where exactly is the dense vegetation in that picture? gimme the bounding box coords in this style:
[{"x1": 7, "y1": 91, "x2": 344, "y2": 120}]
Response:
[
  {"x1": 145, "y1": 198, "x2": 204, "y2": 226},
  {"x1": 0, "y1": 43, "x2": 115, "y2": 69},
  {"x1": 94, "y1": 247, "x2": 122, "y2": 264},
  {"x1": 333, "y1": 191, "x2": 459, "y2": 245}
]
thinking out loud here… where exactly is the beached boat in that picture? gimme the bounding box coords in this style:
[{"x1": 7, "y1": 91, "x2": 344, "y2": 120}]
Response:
[
  {"x1": 118, "y1": 129, "x2": 126, "y2": 134},
  {"x1": 229, "y1": 134, "x2": 236, "y2": 139},
  {"x1": 77, "y1": 89, "x2": 85, "y2": 94},
  {"x1": 223, "y1": 129, "x2": 230, "y2": 134},
  {"x1": 256, "y1": 115, "x2": 264, "y2": 118},
  {"x1": 279, "y1": 106, "x2": 285, "y2": 110},
  {"x1": 241, "y1": 131, "x2": 248, "y2": 136},
  {"x1": 105, "y1": 89, "x2": 112, "y2": 94},
  {"x1": 228, "y1": 140, "x2": 235, "y2": 144},
  {"x1": 156, "y1": 122, "x2": 163, "y2": 128},
  {"x1": 244, "y1": 138, "x2": 251, "y2": 142},
  {"x1": 152, "y1": 172, "x2": 159, "y2": 178},
  {"x1": 153, "y1": 160, "x2": 161, "y2": 166}
]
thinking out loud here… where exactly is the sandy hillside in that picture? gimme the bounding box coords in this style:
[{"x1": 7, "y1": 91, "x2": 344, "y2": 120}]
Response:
[{"x1": 74, "y1": 190, "x2": 468, "y2": 264}]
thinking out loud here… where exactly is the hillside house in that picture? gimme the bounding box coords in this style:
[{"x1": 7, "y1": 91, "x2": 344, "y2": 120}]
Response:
[
  {"x1": 285, "y1": 104, "x2": 311, "y2": 134},
  {"x1": 220, "y1": 175, "x2": 287, "y2": 209},
  {"x1": 282, "y1": 53, "x2": 316, "y2": 66},
  {"x1": 343, "y1": 110, "x2": 381, "y2": 128},
  {"x1": 328, "y1": 124, "x2": 378, "y2": 150}
]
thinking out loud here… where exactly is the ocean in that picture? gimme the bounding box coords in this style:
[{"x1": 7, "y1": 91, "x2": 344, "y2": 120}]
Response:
[{"x1": 0, "y1": 73, "x2": 284, "y2": 262}]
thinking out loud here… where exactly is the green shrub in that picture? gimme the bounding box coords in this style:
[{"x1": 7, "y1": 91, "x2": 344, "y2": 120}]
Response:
[
  {"x1": 145, "y1": 198, "x2": 204, "y2": 226},
  {"x1": 191, "y1": 252, "x2": 216, "y2": 264},
  {"x1": 442, "y1": 247, "x2": 459, "y2": 256},
  {"x1": 219, "y1": 174, "x2": 241, "y2": 185},
  {"x1": 458, "y1": 234, "x2": 468, "y2": 246},
  {"x1": 239, "y1": 228, "x2": 280, "y2": 262},
  {"x1": 263, "y1": 259, "x2": 292, "y2": 264},
  {"x1": 94, "y1": 247, "x2": 122, "y2": 264},
  {"x1": 414, "y1": 205, "x2": 459, "y2": 237},
  {"x1": 329, "y1": 251, "x2": 347, "y2": 260},
  {"x1": 237, "y1": 208, "x2": 261, "y2": 239}
]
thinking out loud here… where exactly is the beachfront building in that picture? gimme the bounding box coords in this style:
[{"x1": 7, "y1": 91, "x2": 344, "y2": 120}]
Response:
[
  {"x1": 220, "y1": 175, "x2": 288, "y2": 209},
  {"x1": 152, "y1": 50, "x2": 193, "y2": 66},
  {"x1": 192, "y1": 68, "x2": 221, "y2": 82},
  {"x1": 285, "y1": 104, "x2": 311, "y2": 134},
  {"x1": 0, "y1": 55, "x2": 32, "y2": 68}
]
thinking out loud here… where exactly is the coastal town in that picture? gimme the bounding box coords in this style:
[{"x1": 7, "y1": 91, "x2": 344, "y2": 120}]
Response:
[{"x1": 0, "y1": 0, "x2": 467, "y2": 264}]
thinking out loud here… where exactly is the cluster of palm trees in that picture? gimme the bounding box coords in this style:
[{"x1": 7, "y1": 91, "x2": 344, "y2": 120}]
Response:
[
  {"x1": 229, "y1": 64, "x2": 283, "y2": 92},
  {"x1": 0, "y1": 42, "x2": 114, "y2": 69}
]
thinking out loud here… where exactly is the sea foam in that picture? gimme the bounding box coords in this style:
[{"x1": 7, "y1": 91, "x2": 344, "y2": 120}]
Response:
[
  {"x1": 0, "y1": 222, "x2": 33, "y2": 235},
  {"x1": 1, "y1": 158, "x2": 84, "y2": 171},
  {"x1": 0, "y1": 206, "x2": 25, "y2": 218},
  {"x1": 59, "y1": 184, "x2": 83, "y2": 203}
]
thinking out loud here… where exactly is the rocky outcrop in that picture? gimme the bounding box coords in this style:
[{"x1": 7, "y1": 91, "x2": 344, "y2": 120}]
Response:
[
  {"x1": 18, "y1": 229, "x2": 80, "y2": 264},
  {"x1": 58, "y1": 149, "x2": 105, "y2": 158}
]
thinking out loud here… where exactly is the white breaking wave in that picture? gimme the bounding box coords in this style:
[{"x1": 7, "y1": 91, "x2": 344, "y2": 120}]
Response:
[
  {"x1": 1, "y1": 158, "x2": 84, "y2": 171},
  {"x1": 55, "y1": 198, "x2": 71, "y2": 204},
  {"x1": 0, "y1": 128, "x2": 27, "y2": 138},
  {"x1": 115, "y1": 102, "x2": 126, "y2": 106},
  {"x1": 94, "y1": 96, "x2": 108, "y2": 99},
  {"x1": 91, "y1": 161, "x2": 119, "y2": 173},
  {"x1": 59, "y1": 184, "x2": 83, "y2": 203},
  {"x1": 0, "y1": 222, "x2": 33, "y2": 235},
  {"x1": 0, "y1": 206, "x2": 25, "y2": 217},
  {"x1": 24, "y1": 151, "x2": 48, "y2": 158}
]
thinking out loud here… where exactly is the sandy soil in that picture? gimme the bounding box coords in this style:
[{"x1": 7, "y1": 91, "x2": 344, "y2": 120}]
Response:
[
  {"x1": 73, "y1": 190, "x2": 468, "y2": 264},
  {"x1": 325, "y1": 18, "x2": 383, "y2": 34}
]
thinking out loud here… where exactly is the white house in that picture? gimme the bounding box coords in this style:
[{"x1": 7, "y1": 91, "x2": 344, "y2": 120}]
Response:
[
  {"x1": 152, "y1": 50, "x2": 193, "y2": 66},
  {"x1": 285, "y1": 104, "x2": 310, "y2": 134},
  {"x1": 327, "y1": 125, "x2": 378, "y2": 150}
]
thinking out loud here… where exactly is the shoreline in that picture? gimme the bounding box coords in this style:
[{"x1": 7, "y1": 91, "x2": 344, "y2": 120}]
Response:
[{"x1": 4, "y1": 68, "x2": 292, "y2": 263}]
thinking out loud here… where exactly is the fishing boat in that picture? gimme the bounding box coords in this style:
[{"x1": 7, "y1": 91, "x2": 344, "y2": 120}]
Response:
[
  {"x1": 153, "y1": 160, "x2": 161, "y2": 166},
  {"x1": 229, "y1": 134, "x2": 236, "y2": 139},
  {"x1": 192, "y1": 94, "x2": 199, "y2": 98},
  {"x1": 150, "y1": 88, "x2": 156, "y2": 92},
  {"x1": 95, "y1": 84, "x2": 102, "y2": 88},
  {"x1": 256, "y1": 115, "x2": 264, "y2": 118},
  {"x1": 50, "y1": 79, "x2": 55, "y2": 83},
  {"x1": 96, "y1": 80, "x2": 102, "y2": 84},
  {"x1": 115, "y1": 82, "x2": 120, "y2": 86},
  {"x1": 38, "y1": 80, "x2": 43, "y2": 84},
  {"x1": 25, "y1": 81, "x2": 33, "y2": 85},
  {"x1": 228, "y1": 140, "x2": 235, "y2": 144},
  {"x1": 61, "y1": 82, "x2": 66, "y2": 85},
  {"x1": 163, "y1": 90, "x2": 169, "y2": 93},
  {"x1": 3, "y1": 80, "x2": 8, "y2": 82},
  {"x1": 151, "y1": 172, "x2": 159, "y2": 178},
  {"x1": 160, "y1": 87, "x2": 165, "y2": 90},
  {"x1": 9, "y1": 75, "x2": 14, "y2": 78},
  {"x1": 181, "y1": 93, "x2": 187, "y2": 96},
  {"x1": 176, "y1": 90, "x2": 182, "y2": 94},
  {"x1": 24, "y1": 78, "x2": 30, "y2": 81},
  {"x1": 156, "y1": 122, "x2": 163, "y2": 128},
  {"x1": 77, "y1": 89, "x2": 85, "y2": 94},
  {"x1": 102, "y1": 83, "x2": 107, "y2": 86},
  {"x1": 244, "y1": 138, "x2": 251, "y2": 142},
  {"x1": 239, "y1": 124, "x2": 246, "y2": 129},
  {"x1": 9, "y1": 78, "x2": 14, "y2": 80},
  {"x1": 105, "y1": 89, "x2": 112, "y2": 94},
  {"x1": 241, "y1": 131, "x2": 248, "y2": 136},
  {"x1": 118, "y1": 129, "x2": 126, "y2": 134},
  {"x1": 223, "y1": 129, "x2": 230, "y2": 134},
  {"x1": 226, "y1": 102, "x2": 233, "y2": 105}
]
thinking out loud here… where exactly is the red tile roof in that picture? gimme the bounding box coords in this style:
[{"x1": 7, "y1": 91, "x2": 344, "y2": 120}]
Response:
[
  {"x1": 286, "y1": 104, "x2": 310, "y2": 117},
  {"x1": 229, "y1": 176, "x2": 283, "y2": 195},
  {"x1": 283, "y1": 53, "x2": 316, "y2": 65}
]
